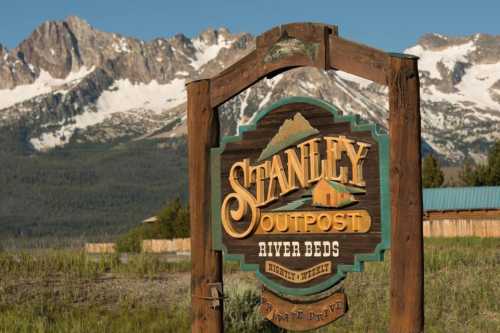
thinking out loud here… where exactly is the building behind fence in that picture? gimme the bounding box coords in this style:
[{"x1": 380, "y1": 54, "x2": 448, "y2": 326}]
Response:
[
  {"x1": 85, "y1": 187, "x2": 500, "y2": 253},
  {"x1": 423, "y1": 186, "x2": 500, "y2": 237}
]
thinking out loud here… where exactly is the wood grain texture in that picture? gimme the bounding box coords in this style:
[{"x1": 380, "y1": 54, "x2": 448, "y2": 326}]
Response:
[
  {"x1": 388, "y1": 55, "x2": 424, "y2": 333},
  {"x1": 329, "y1": 36, "x2": 390, "y2": 85},
  {"x1": 187, "y1": 80, "x2": 223, "y2": 333}
]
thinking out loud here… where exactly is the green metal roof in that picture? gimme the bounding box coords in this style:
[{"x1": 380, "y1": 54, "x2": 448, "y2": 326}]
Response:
[{"x1": 423, "y1": 186, "x2": 500, "y2": 212}]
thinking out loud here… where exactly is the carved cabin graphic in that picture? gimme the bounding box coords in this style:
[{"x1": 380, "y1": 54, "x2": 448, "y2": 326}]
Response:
[{"x1": 311, "y1": 178, "x2": 366, "y2": 208}]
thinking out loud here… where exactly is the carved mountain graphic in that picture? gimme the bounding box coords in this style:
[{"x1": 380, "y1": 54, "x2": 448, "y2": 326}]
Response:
[
  {"x1": 257, "y1": 112, "x2": 319, "y2": 162},
  {"x1": 263, "y1": 31, "x2": 319, "y2": 63}
]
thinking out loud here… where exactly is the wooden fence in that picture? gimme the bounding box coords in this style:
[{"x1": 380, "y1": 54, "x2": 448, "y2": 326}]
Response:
[
  {"x1": 142, "y1": 238, "x2": 191, "y2": 253},
  {"x1": 84, "y1": 243, "x2": 116, "y2": 253},
  {"x1": 84, "y1": 219, "x2": 500, "y2": 254},
  {"x1": 423, "y1": 219, "x2": 500, "y2": 237}
]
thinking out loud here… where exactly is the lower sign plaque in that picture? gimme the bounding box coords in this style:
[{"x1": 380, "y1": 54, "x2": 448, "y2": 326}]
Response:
[{"x1": 260, "y1": 287, "x2": 347, "y2": 331}]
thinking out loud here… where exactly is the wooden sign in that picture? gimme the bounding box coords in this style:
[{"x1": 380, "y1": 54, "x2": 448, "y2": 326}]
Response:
[
  {"x1": 211, "y1": 96, "x2": 390, "y2": 297},
  {"x1": 260, "y1": 287, "x2": 347, "y2": 331},
  {"x1": 189, "y1": 22, "x2": 423, "y2": 333}
]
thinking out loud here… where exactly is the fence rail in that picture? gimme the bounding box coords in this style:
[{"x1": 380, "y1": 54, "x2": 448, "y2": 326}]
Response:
[
  {"x1": 84, "y1": 243, "x2": 116, "y2": 253},
  {"x1": 423, "y1": 219, "x2": 500, "y2": 237},
  {"x1": 84, "y1": 221, "x2": 500, "y2": 254},
  {"x1": 142, "y1": 238, "x2": 191, "y2": 253}
]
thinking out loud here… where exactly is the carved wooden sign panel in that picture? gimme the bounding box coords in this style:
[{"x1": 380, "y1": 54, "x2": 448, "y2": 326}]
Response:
[{"x1": 211, "y1": 97, "x2": 390, "y2": 297}]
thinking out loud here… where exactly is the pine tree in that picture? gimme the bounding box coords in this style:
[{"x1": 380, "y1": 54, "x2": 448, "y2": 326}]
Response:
[
  {"x1": 459, "y1": 141, "x2": 500, "y2": 186},
  {"x1": 156, "y1": 198, "x2": 189, "y2": 238},
  {"x1": 459, "y1": 159, "x2": 478, "y2": 186},
  {"x1": 422, "y1": 154, "x2": 444, "y2": 188},
  {"x1": 486, "y1": 141, "x2": 500, "y2": 185}
]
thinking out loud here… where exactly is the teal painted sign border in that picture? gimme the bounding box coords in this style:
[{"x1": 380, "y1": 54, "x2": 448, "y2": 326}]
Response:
[{"x1": 211, "y1": 96, "x2": 391, "y2": 297}]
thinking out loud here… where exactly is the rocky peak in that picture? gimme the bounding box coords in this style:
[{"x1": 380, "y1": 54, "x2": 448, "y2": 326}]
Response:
[
  {"x1": 167, "y1": 33, "x2": 196, "y2": 57},
  {"x1": 2, "y1": 18, "x2": 497, "y2": 163},
  {"x1": 169, "y1": 33, "x2": 191, "y2": 45},
  {"x1": 417, "y1": 33, "x2": 451, "y2": 49},
  {"x1": 0, "y1": 43, "x2": 9, "y2": 65},
  {"x1": 0, "y1": 46, "x2": 36, "y2": 90},
  {"x1": 194, "y1": 27, "x2": 239, "y2": 52},
  {"x1": 408, "y1": 33, "x2": 491, "y2": 90},
  {"x1": 14, "y1": 18, "x2": 85, "y2": 78},
  {"x1": 10, "y1": 16, "x2": 150, "y2": 82},
  {"x1": 65, "y1": 15, "x2": 92, "y2": 31},
  {"x1": 468, "y1": 33, "x2": 500, "y2": 64},
  {"x1": 197, "y1": 27, "x2": 224, "y2": 44},
  {"x1": 415, "y1": 32, "x2": 500, "y2": 64}
]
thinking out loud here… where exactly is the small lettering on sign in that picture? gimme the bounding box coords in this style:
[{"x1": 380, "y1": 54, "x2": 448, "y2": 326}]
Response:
[
  {"x1": 258, "y1": 240, "x2": 340, "y2": 258},
  {"x1": 260, "y1": 287, "x2": 347, "y2": 331},
  {"x1": 265, "y1": 261, "x2": 331, "y2": 283}
]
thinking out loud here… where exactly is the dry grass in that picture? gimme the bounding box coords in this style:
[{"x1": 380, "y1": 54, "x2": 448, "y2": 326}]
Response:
[{"x1": 0, "y1": 237, "x2": 498, "y2": 332}]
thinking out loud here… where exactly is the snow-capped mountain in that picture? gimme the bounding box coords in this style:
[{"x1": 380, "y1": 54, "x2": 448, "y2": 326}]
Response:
[
  {"x1": 1, "y1": 17, "x2": 499, "y2": 163},
  {"x1": 407, "y1": 33, "x2": 500, "y2": 161}
]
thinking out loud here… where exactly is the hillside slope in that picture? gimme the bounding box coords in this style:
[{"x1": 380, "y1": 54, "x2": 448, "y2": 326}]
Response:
[{"x1": 1, "y1": 18, "x2": 499, "y2": 238}]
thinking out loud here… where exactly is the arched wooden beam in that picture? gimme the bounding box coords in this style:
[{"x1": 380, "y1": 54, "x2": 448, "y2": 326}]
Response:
[
  {"x1": 209, "y1": 22, "x2": 391, "y2": 108},
  {"x1": 329, "y1": 35, "x2": 391, "y2": 86}
]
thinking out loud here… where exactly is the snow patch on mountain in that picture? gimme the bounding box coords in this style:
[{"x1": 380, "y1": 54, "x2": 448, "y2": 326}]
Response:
[
  {"x1": 334, "y1": 70, "x2": 373, "y2": 89},
  {"x1": 30, "y1": 78, "x2": 187, "y2": 150},
  {"x1": 0, "y1": 66, "x2": 94, "y2": 110},
  {"x1": 112, "y1": 37, "x2": 131, "y2": 53},
  {"x1": 258, "y1": 74, "x2": 284, "y2": 109},
  {"x1": 406, "y1": 41, "x2": 475, "y2": 80},
  {"x1": 1, "y1": 16, "x2": 498, "y2": 164},
  {"x1": 97, "y1": 78, "x2": 186, "y2": 114},
  {"x1": 190, "y1": 34, "x2": 233, "y2": 70},
  {"x1": 455, "y1": 62, "x2": 500, "y2": 110},
  {"x1": 420, "y1": 61, "x2": 500, "y2": 114}
]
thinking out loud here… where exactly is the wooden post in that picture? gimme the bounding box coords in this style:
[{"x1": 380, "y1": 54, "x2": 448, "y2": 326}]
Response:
[
  {"x1": 187, "y1": 79, "x2": 223, "y2": 333},
  {"x1": 388, "y1": 54, "x2": 424, "y2": 333}
]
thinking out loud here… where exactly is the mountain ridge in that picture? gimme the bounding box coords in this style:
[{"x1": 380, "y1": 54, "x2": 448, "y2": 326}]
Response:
[{"x1": 0, "y1": 17, "x2": 499, "y2": 163}]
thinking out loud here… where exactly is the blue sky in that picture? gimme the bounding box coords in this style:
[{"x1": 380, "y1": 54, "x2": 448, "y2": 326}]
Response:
[{"x1": 0, "y1": 0, "x2": 498, "y2": 51}]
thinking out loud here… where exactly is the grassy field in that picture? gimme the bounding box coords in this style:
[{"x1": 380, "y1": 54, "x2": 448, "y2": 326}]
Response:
[{"x1": 0, "y1": 237, "x2": 498, "y2": 332}]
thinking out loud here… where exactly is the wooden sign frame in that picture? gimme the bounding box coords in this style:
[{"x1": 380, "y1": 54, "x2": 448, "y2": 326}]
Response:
[
  {"x1": 210, "y1": 96, "x2": 391, "y2": 297},
  {"x1": 186, "y1": 22, "x2": 423, "y2": 333}
]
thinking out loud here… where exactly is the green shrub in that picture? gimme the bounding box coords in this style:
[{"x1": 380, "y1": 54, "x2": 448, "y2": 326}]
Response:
[
  {"x1": 460, "y1": 140, "x2": 500, "y2": 185},
  {"x1": 422, "y1": 154, "x2": 444, "y2": 188},
  {"x1": 224, "y1": 281, "x2": 281, "y2": 333},
  {"x1": 156, "y1": 198, "x2": 189, "y2": 238},
  {"x1": 116, "y1": 224, "x2": 157, "y2": 253},
  {"x1": 115, "y1": 198, "x2": 189, "y2": 253}
]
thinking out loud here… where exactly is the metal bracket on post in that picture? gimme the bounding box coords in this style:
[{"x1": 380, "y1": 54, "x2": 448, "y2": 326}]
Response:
[
  {"x1": 191, "y1": 282, "x2": 224, "y2": 310},
  {"x1": 208, "y1": 282, "x2": 223, "y2": 310}
]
